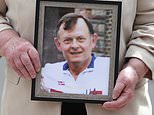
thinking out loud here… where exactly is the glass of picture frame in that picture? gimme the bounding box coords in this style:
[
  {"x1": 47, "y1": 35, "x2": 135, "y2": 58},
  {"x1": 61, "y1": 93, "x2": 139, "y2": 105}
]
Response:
[{"x1": 31, "y1": 0, "x2": 122, "y2": 103}]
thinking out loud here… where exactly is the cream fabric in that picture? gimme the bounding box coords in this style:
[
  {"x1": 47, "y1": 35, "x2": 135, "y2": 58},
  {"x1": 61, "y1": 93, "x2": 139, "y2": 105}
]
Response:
[{"x1": 0, "y1": 0, "x2": 154, "y2": 115}]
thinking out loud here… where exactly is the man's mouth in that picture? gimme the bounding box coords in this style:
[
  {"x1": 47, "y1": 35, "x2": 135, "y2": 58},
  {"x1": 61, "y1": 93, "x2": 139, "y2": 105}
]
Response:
[{"x1": 70, "y1": 52, "x2": 82, "y2": 55}]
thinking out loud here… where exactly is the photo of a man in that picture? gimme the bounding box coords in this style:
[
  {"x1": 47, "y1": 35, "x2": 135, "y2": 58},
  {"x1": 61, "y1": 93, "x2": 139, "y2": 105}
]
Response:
[{"x1": 41, "y1": 13, "x2": 110, "y2": 95}]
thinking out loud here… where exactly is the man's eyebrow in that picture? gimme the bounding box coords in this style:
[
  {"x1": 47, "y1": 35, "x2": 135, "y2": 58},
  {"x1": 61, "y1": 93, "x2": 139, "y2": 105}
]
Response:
[
  {"x1": 64, "y1": 35, "x2": 86, "y2": 39},
  {"x1": 63, "y1": 37, "x2": 73, "y2": 40}
]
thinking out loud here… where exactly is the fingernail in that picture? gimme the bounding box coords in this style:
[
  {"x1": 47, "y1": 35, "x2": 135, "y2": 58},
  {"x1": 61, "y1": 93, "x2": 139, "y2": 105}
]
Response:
[
  {"x1": 36, "y1": 67, "x2": 41, "y2": 73},
  {"x1": 32, "y1": 75, "x2": 36, "y2": 79},
  {"x1": 112, "y1": 94, "x2": 117, "y2": 99}
]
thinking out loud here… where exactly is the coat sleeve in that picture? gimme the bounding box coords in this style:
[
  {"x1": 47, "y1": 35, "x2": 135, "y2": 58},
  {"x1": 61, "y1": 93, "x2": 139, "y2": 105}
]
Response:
[
  {"x1": 0, "y1": 0, "x2": 13, "y2": 32},
  {"x1": 125, "y1": 0, "x2": 154, "y2": 79}
]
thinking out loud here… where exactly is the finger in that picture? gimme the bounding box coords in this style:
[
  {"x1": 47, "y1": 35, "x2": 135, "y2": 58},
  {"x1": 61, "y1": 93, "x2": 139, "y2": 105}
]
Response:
[
  {"x1": 28, "y1": 48, "x2": 41, "y2": 73},
  {"x1": 103, "y1": 88, "x2": 133, "y2": 110},
  {"x1": 20, "y1": 52, "x2": 37, "y2": 78},
  {"x1": 13, "y1": 56, "x2": 31, "y2": 79},
  {"x1": 103, "y1": 92, "x2": 130, "y2": 110},
  {"x1": 8, "y1": 57, "x2": 23, "y2": 77},
  {"x1": 112, "y1": 82, "x2": 125, "y2": 99}
]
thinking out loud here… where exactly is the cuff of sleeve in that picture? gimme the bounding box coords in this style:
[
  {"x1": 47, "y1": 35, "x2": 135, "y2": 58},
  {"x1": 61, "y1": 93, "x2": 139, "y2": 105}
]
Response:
[
  {"x1": 0, "y1": 16, "x2": 13, "y2": 32},
  {"x1": 0, "y1": 23, "x2": 13, "y2": 32},
  {"x1": 125, "y1": 45, "x2": 154, "y2": 80}
]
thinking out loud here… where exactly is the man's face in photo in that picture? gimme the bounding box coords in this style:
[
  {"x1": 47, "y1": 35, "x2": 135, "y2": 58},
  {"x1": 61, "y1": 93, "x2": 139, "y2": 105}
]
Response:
[{"x1": 55, "y1": 18, "x2": 97, "y2": 65}]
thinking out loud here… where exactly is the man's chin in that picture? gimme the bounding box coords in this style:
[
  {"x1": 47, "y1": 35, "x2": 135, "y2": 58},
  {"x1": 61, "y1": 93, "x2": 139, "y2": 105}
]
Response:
[
  {"x1": 69, "y1": 60, "x2": 81, "y2": 63},
  {"x1": 68, "y1": 59, "x2": 83, "y2": 64}
]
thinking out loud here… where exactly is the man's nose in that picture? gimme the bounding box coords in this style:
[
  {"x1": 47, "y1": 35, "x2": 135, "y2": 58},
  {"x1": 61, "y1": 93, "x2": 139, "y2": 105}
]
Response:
[{"x1": 71, "y1": 39, "x2": 79, "y2": 48}]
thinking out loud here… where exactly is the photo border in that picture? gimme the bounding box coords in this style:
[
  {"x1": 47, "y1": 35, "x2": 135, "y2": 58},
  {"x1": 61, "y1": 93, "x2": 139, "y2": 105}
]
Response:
[{"x1": 31, "y1": 0, "x2": 122, "y2": 103}]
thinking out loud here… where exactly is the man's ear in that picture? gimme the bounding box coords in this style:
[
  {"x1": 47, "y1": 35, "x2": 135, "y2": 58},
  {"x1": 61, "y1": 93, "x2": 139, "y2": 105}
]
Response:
[
  {"x1": 54, "y1": 37, "x2": 62, "y2": 52},
  {"x1": 91, "y1": 33, "x2": 98, "y2": 49}
]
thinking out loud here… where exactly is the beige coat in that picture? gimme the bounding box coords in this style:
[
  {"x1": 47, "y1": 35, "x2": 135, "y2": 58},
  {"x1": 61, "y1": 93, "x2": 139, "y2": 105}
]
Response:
[{"x1": 0, "y1": 0, "x2": 154, "y2": 115}]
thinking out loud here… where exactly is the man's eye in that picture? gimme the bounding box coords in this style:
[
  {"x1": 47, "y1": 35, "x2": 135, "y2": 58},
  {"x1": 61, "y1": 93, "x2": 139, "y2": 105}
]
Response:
[
  {"x1": 63, "y1": 39, "x2": 71, "y2": 44},
  {"x1": 78, "y1": 37, "x2": 86, "y2": 42}
]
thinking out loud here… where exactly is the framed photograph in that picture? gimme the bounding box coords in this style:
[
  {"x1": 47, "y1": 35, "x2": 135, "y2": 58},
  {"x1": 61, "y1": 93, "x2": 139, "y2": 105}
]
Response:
[{"x1": 31, "y1": 0, "x2": 121, "y2": 103}]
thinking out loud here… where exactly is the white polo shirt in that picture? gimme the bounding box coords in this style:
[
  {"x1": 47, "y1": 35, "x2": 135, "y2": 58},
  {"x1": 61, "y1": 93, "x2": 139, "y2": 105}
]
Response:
[{"x1": 41, "y1": 55, "x2": 110, "y2": 95}]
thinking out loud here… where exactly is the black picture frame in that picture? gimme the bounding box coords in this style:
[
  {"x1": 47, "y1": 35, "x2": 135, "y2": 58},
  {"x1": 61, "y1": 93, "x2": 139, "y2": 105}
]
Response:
[{"x1": 31, "y1": 0, "x2": 121, "y2": 103}]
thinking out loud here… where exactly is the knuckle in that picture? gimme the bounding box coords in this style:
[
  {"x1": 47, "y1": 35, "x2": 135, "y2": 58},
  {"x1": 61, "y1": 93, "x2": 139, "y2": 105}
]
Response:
[
  {"x1": 28, "y1": 68, "x2": 36, "y2": 74},
  {"x1": 15, "y1": 61, "x2": 23, "y2": 68},
  {"x1": 21, "y1": 40, "x2": 31, "y2": 47},
  {"x1": 31, "y1": 54, "x2": 39, "y2": 61},
  {"x1": 20, "y1": 55, "x2": 31, "y2": 66},
  {"x1": 17, "y1": 42, "x2": 31, "y2": 52},
  {"x1": 114, "y1": 89, "x2": 121, "y2": 95},
  {"x1": 28, "y1": 48, "x2": 38, "y2": 57},
  {"x1": 120, "y1": 77, "x2": 131, "y2": 86},
  {"x1": 22, "y1": 59, "x2": 31, "y2": 66}
]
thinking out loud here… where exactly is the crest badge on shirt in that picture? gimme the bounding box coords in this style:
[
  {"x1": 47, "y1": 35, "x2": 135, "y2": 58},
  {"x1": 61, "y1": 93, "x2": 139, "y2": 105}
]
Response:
[{"x1": 58, "y1": 81, "x2": 65, "y2": 86}]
